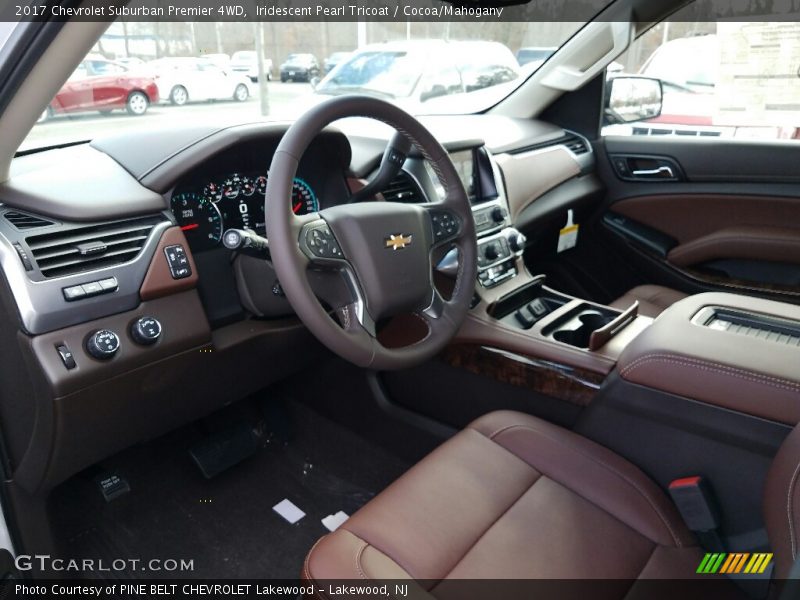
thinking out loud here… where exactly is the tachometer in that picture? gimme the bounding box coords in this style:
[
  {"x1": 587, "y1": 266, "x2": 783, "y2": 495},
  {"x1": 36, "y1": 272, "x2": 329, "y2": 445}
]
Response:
[
  {"x1": 291, "y1": 178, "x2": 318, "y2": 215},
  {"x1": 170, "y1": 191, "x2": 223, "y2": 251}
]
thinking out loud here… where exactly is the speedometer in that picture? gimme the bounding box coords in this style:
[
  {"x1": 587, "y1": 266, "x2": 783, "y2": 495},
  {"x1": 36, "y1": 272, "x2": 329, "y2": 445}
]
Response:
[
  {"x1": 170, "y1": 191, "x2": 223, "y2": 251},
  {"x1": 291, "y1": 178, "x2": 318, "y2": 215}
]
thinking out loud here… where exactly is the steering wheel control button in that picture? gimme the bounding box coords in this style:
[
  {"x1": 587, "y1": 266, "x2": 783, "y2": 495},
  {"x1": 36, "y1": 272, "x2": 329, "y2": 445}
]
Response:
[
  {"x1": 130, "y1": 316, "x2": 162, "y2": 346},
  {"x1": 86, "y1": 330, "x2": 121, "y2": 360},
  {"x1": 430, "y1": 211, "x2": 460, "y2": 242},
  {"x1": 164, "y1": 244, "x2": 192, "y2": 279},
  {"x1": 55, "y1": 344, "x2": 76, "y2": 370},
  {"x1": 305, "y1": 226, "x2": 343, "y2": 259}
]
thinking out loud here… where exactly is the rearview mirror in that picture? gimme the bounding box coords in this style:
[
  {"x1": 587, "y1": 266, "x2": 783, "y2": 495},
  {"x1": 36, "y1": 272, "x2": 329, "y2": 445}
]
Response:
[{"x1": 605, "y1": 76, "x2": 663, "y2": 124}]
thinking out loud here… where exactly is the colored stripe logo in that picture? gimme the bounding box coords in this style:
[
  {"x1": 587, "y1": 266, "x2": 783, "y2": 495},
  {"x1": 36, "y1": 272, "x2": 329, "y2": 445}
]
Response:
[{"x1": 697, "y1": 553, "x2": 772, "y2": 574}]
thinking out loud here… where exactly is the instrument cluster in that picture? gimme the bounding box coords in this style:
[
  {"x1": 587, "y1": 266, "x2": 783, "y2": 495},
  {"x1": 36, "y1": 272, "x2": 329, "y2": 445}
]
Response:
[{"x1": 169, "y1": 171, "x2": 318, "y2": 252}]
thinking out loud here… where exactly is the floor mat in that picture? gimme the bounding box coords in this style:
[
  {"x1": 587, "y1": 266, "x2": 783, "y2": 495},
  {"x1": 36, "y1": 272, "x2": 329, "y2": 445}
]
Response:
[{"x1": 49, "y1": 401, "x2": 411, "y2": 579}]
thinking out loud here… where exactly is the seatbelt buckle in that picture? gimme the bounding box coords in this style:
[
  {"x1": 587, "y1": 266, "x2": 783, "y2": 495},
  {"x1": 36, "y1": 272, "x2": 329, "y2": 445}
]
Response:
[{"x1": 668, "y1": 476, "x2": 720, "y2": 532}]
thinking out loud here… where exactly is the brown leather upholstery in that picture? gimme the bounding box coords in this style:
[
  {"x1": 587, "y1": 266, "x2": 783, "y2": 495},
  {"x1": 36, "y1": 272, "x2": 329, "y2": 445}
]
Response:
[
  {"x1": 610, "y1": 285, "x2": 688, "y2": 318},
  {"x1": 618, "y1": 292, "x2": 800, "y2": 425},
  {"x1": 304, "y1": 410, "x2": 703, "y2": 586},
  {"x1": 765, "y1": 424, "x2": 800, "y2": 579}
]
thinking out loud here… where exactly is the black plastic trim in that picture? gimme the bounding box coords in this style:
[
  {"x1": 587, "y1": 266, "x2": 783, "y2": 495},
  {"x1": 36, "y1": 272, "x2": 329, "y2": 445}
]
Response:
[{"x1": 602, "y1": 211, "x2": 678, "y2": 258}]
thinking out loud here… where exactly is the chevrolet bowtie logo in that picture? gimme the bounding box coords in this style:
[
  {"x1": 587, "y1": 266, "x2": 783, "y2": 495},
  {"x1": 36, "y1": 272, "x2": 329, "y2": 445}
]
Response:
[{"x1": 385, "y1": 234, "x2": 413, "y2": 251}]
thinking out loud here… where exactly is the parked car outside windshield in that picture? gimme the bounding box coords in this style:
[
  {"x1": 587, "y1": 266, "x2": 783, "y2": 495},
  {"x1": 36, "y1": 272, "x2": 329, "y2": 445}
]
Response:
[
  {"x1": 142, "y1": 57, "x2": 251, "y2": 105},
  {"x1": 230, "y1": 50, "x2": 273, "y2": 82},
  {"x1": 314, "y1": 40, "x2": 520, "y2": 111},
  {"x1": 279, "y1": 54, "x2": 320, "y2": 82},
  {"x1": 39, "y1": 58, "x2": 158, "y2": 121}
]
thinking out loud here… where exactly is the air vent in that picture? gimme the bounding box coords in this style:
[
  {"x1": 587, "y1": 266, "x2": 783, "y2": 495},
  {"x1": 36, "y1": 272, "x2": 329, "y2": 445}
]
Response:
[
  {"x1": 3, "y1": 210, "x2": 55, "y2": 230},
  {"x1": 381, "y1": 171, "x2": 424, "y2": 203},
  {"x1": 26, "y1": 216, "x2": 162, "y2": 278},
  {"x1": 507, "y1": 132, "x2": 591, "y2": 156},
  {"x1": 563, "y1": 134, "x2": 590, "y2": 155}
]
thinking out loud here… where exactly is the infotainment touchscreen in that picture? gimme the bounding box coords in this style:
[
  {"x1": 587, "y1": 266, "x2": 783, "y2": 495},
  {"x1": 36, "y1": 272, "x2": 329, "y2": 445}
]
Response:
[
  {"x1": 423, "y1": 146, "x2": 499, "y2": 205},
  {"x1": 449, "y1": 150, "x2": 476, "y2": 199}
]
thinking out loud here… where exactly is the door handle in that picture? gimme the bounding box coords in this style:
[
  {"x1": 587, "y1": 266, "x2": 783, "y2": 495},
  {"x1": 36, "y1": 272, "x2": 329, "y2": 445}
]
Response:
[
  {"x1": 632, "y1": 166, "x2": 674, "y2": 178},
  {"x1": 609, "y1": 154, "x2": 683, "y2": 182}
]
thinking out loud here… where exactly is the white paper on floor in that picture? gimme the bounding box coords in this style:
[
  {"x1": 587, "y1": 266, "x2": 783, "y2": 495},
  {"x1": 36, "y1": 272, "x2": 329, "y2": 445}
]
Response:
[
  {"x1": 321, "y1": 510, "x2": 349, "y2": 532},
  {"x1": 273, "y1": 499, "x2": 306, "y2": 524}
]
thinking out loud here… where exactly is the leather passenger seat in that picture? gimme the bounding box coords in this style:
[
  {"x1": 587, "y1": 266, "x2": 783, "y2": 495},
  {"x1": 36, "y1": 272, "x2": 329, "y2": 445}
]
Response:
[
  {"x1": 611, "y1": 284, "x2": 688, "y2": 318},
  {"x1": 304, "y1": 410, "x2": 800, "y2": 589}
]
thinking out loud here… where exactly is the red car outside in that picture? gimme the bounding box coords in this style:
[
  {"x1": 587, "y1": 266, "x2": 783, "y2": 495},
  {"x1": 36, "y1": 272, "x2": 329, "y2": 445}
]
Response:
[{"x1": 39, "y1": 58, "x2": 159, "y2": 121}]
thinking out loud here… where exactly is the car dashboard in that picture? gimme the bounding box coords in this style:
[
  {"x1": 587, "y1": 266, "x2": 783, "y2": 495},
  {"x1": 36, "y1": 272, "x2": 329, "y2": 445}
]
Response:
[{"x1": 0, "y1": 114, "x2": 596, "y2": 493}]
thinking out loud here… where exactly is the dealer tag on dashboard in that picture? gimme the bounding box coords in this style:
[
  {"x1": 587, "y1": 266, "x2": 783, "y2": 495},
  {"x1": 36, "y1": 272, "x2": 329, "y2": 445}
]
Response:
[{"x1": 557, "y1": 209, "x2": 579, "y2": 253}]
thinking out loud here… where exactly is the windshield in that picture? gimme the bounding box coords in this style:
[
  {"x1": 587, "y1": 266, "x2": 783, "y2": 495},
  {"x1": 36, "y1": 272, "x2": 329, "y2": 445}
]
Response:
[
  {"x1": 318, "y1": 50, "x2": 422, "y2": 98},
  {"x1": 20, "y1": 21, "x2": 583, "y2": 153}
]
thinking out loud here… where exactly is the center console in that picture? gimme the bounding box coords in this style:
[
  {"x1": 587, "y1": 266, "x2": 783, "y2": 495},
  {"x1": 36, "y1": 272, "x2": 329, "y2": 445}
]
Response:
[
  {"x1": 436, "y1": 143, "x2": 649, "y2": 377},
  {"x1": 616, "y1": 292, "x2": 800, "y2": 425}
]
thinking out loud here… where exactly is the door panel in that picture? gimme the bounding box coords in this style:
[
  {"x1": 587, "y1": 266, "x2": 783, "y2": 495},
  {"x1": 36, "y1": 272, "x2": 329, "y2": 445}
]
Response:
[{"x1": 596, "y1": 136, "x2": 800, "y2": 297}]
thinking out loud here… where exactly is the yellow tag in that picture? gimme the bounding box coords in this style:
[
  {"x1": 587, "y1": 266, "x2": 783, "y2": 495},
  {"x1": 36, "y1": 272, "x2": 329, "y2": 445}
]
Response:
[{"x1": 557, "y1": 210, "x2": 579, "y2": 253}]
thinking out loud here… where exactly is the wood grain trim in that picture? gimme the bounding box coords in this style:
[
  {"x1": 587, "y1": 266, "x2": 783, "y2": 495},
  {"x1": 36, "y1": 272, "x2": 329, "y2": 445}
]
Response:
[
  {"x1": 139, "y1": 226, "x2": 199, "y2": 300},
  {"x1": 441, "y1": 344, "x2": 604, "y2": 407}
]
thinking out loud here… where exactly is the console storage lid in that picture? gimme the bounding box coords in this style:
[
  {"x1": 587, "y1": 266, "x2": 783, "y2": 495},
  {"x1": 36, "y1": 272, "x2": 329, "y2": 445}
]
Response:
[{"x1": 617, "y1": 292, "x2": 800, "y2": 425}]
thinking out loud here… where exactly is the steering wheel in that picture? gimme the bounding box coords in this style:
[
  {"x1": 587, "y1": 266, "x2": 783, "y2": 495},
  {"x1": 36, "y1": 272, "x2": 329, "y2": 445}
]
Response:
[{"x1": 265, "y1": 96, "x2": 477, "y2": 370}]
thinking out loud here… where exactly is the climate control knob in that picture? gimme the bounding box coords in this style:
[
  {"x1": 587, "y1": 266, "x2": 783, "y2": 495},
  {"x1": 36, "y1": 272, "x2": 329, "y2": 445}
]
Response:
[
  {"x1": 509, "y1": 232, "x2": 527, "y2": 253},
  {"x1": 86, "y1": 330, "x2": 120, "y2": 360},
  {"x1": 491, "y1": 206, "x2": 506, "y2": 223},
  {"x1": 484, "y1": 244, "x2": 500, "y2": 261},
  {"x1": 130, "y1": 316, "x2": 162, "y2": 346}
]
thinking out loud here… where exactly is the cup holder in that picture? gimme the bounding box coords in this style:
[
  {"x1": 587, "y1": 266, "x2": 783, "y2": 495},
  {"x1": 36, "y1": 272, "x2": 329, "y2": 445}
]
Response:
[{"x1": 548, "y1": 308, "x2": 619, "y2": 349}]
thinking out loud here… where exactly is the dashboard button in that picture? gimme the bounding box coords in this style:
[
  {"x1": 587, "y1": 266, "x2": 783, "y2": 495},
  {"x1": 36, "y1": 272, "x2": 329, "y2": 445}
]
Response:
[
  {"x1": 164, "y1": 245, "x2": 192, "y2": 279},
  {"x1": 131, "y1": 316, "x2": 162, "y2": 345},
  {"x1": 86, "y1": 330, "x2": 120, "y2": 360},
  {"x1": 98, "y1": 277, "x2": 118, "y2": 291},
  {"x1": 80, "y1": 281, "x2": 103, "y2": 296},
  {"x1": 62, "y1": 285, "x2": 86, "y2": 301},
  {"x1": 56, "y1": 344, "x2": 76, "y2": 370}
]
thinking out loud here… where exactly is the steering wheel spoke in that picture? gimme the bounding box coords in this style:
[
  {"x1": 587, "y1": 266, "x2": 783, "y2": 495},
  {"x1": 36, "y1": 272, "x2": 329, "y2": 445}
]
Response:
[
  {"x1": 338, "y1": 300, "x2": 377, "y2": 338},
  {"x1": 420, "y1": 287, "x2": 447, "y2": 321}
]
